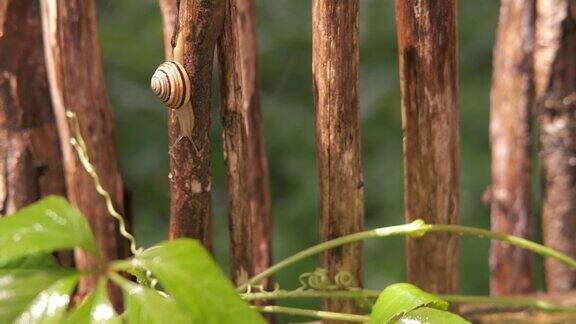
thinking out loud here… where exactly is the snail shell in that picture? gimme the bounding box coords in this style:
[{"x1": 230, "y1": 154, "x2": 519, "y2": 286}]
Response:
[{"x1": 151, "y1": 61, "x2": 191, "y2": 109}]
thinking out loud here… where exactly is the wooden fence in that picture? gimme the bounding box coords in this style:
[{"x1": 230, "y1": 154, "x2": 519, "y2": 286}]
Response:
[{"x1": 1, "y1": 0, "x2": 575, "y2": 321}]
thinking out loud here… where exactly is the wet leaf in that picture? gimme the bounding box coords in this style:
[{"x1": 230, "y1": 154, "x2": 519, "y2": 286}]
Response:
[
  {"x1": 0, "y1": 254, "x2": 59, "y2": 270},
  {"x1": 0, "y1": 196, "x2": 97, "y2": 266},
  {"x1": 115, "y1": 239, "x2": 264, "y2": 324},
  {"x1": 0, "y1": 269, "x2": 76, "y2": 323},
  {"x1": 370, "y1": 283, "x2": 449, "y2": 324},
  {"x1": 13, "y1": 275, "x2": 79, "y2": 324},
  {"x1": 64, "y1": 279, "x2": 120, "y2": 324},
  {"x1": 397, "y1": 307, "x2": 470, "y2": 324},
  {"x1": 114, "y1": 275, "x2": 189, "y2": 324}
]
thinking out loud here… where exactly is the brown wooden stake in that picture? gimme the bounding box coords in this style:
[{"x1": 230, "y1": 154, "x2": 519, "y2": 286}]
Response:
[
  {"x1": 0, "y1": 0, "x2": 66, "y2": 213},
  {"x1": 312, "y1": 0, "x2": 364, "y2": 316},
  {"x1": 395, "y1": 0, "x2": 460, "y2": 293},
  {"x1": 0, "y1": 0, "x2": 72, "y2": 267},
  {"x1": 217, "y1": 0, "x2": 272, "y2": 285},
  {"x1": 535, "y1": 0, "x2": 576, "y2": 293},
  {"x1": 159, "y1": 0, "x2": 178, "y2": 61},
  {"x1": 162, "y1": 0, "x2": 224, "y2": 247},
  {"x1": 39, "y1": 0, "x2": 127, "y2": 306},
  {"x1": 488, "y1": 0, "x2": 535, "y2": 295}
]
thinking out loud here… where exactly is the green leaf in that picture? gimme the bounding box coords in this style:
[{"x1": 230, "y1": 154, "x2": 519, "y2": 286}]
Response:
[
  {"x1": 12, "y1": 275, "x2": 79, "y2": 324},
  {"x1": 112, "y1": 275, "x2": 189, "y2": 324},
  {"x1": 0, "y1": 269, "x2": 76, "y2": 323},
  {"x1": 64, "y1": 279, "x2": 120, "y2": 324},
  {"x1": 0, "y1": 196, "x2": 97, "y2": 266},
  {"x1": 0, "y1": 254, "x2": 59, "y2": 270},
  {"x1": 397, "y1": 307, "x2": 470, "y2": 324},
  {"x1": 116, "y1": 239, "x2": 265, "y2": 324},
  {"x1": 370, "y1": 283, "x2": 449, "y2": 324}
]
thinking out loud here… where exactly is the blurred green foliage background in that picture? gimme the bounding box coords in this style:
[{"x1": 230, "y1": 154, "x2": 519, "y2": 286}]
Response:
[{"x1": 96, "y1": 0, "x2": 543, "y2": 317}]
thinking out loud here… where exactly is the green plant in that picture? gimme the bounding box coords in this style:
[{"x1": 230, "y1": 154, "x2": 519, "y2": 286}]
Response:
[
  {"x1": 3, "y1": 197, "x2": 576, "y2": 323},
  {"x1": 0, "y1": 197, "x2": 465, "y2": 324},
  {"x1": 3, "y1": 112, "x2": 574, "y2": 323},
  {"x1": 0, "y1": 197, "x2": 264, "y2": 323}
]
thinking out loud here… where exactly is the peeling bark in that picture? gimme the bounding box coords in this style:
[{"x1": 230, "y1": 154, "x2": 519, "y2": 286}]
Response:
[
  {"x1": 395, "y1": 0, "x2": 460, "y2": 293},
  {"x1": 488, "y1": 0, "x2": 535, "y2": 295},
  {"x1": 217, "y1": 0, "x2": 272, "y2": 285},
  {"x1": 535, "y1": 0, "x2": 576, "y2": 293},
  {"x1": 312, "y1": 0, "x2": 364, "y2": 316},
  {"x1": 39, "y1": 0, "x2": 127, "y2": 306}
]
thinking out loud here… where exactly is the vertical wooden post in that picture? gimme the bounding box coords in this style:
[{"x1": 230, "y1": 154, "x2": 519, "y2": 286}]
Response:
[
  {"x1": 488, "y1": 0, "x2": 535, "y2": 295},
  {"x1": 0, "y1": 0, "x2": 66, "y2": 214},
  {"x1": 312, "y1": 0, "x2": 364, "y2": 315},
  {"x1": 159, "y1": 0, "x2": 178, "y2": 61},
  {"x1": 395, "y1": 0, "x2": 460, "y2": 293},
  {"x1": 217, "y1": 0, "x2": 272, "y2": 284},
  {"x1": 535, "y1": 0, "x2": 576, "y2": 293},
  {"x1": 39, "y1": 0, "x2": 127, "y2": 305},
  {"x1": 164, "y1": 0, "x2": 224, "y2": 248}
]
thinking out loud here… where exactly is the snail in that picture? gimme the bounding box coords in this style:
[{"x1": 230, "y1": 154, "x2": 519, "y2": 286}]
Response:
[
  {"x1": 151, "y1": 61, "x2": 191, "y2": 109},
  {"x1": 151, "y1": 61, "x2": 197, "y2": 151}
]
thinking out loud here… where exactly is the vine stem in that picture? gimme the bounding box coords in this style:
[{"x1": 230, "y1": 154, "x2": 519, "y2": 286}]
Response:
[
  {"x1": 238, "y1": 219, "x2": 576, "y2": 292},
  {"x1": 66, "y1": 111, "x2": 141, "y2": 256},
  {"x1": 241, "y1": 289, "x2": 576, "y2": 313},
  {"x1": 237, "y1": 220, "x2": 426, "y2": 292},
  {"x1": 251, "y1": 305, "x2": 370, "y2": 322}
]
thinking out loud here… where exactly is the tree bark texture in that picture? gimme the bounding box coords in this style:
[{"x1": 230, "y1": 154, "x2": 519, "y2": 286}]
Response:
[
  {"x1": 535, "y1": 0, "x2": 576, "y2": 293},
  {"x1": 312, "y1": 0, "x2": 364, "y2": 316},
  {"x1": 0, "y1": 0, "x2": 66, "y2": 214},
  {"x1": 39, "y1": 0, "x2": 127, "y2": 305},
  {"x1": 164, "y1": 0, "x2": 224, "y2": 246},
  {"x1": 395, "y1": 0, "x2": 460, "y2": 293},
  {"x1": 217, "y1": 0, "x2": 272, "y2": 285},
  {"x1": 488, "y1": 0, "x2": 535, "y2": 295}
]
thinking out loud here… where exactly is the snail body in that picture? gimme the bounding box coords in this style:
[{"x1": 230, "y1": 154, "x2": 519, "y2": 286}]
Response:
[{"x1": 151, "y1": 61, "x2": 191, "y2": 110}]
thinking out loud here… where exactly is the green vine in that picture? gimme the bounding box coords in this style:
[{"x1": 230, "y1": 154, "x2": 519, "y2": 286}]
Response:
[
  {"x1": 297, "y1": 268, "x2": 359, "y2": 291},
  {"x1": 67, "y1": 109, "x2": 576, "y2": 320},
  {"x1": 251, "y1": 305, "x2": 370, "y2": 322},
  {"x1": 238, "y1": 220, "x2": 576, "y2": 292},
  {"x1": 66, "y1": 110, "x2": 141, "y2": 256},
  {"x1": 236, "y1": 219, "x2": 576, "y2": 317},
  {"x1": 242, "y1": 289, "x2": 576, "y2": 313}
]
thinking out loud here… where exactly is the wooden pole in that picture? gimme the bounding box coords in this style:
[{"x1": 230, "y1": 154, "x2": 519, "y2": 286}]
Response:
[
  {"x1": 163, "y1": 0, "x2": 224, "y2": 247},
  {"x1": 488, "y1": 0, "x2": 535, "y2": 295},
  {"x1": 39, "y1": 0, "x2": 127, "y2": 305},
  {"x1": 312, "y1": 0, "x2": 364, "y2": 316},
  {"x1": 535, "y1": 0, "x2": 576, "y2": 293},
  {"x1": 0, "y1": 0, "x2": 66, "y2": 214},
  {"x1": 0, "y1": 0, "x2": 72, "y2": 267},
  {"x1": 159, "y1": 0, "x2": 178, "y2": 61},
  {"x1": 395, "y1": 0, "x2": 460, "y2": 293},
  {"x1": 217, "y1": 0, "x2": 272, "y2": 284}
]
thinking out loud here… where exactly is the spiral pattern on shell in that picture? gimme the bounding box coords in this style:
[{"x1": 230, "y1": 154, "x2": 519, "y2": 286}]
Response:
[{"x1": 151, "y1": 61, "x2": 191, "y2": 109}]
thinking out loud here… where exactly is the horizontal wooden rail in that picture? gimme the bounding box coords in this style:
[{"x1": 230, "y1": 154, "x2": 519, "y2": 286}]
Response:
[{"x1": 460, "y1": 291, "x2": 576, "y2": 323}]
